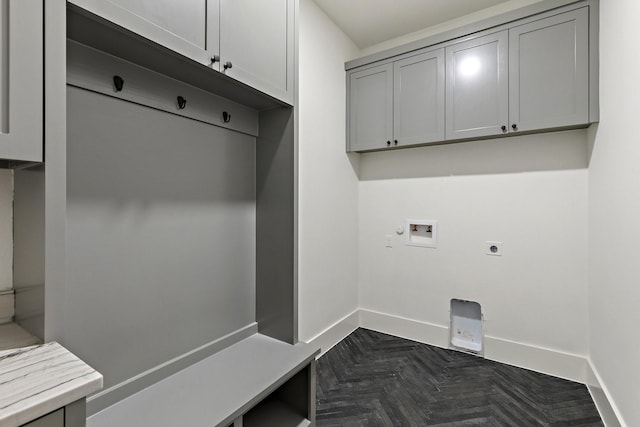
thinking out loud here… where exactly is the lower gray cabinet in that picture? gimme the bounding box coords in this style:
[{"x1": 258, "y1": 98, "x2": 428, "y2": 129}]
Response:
[
  {"x1": 348, "y1": 63, "x2": 393, "y2": 151},
  {"x1": 22, "y1": 409, "x2": 63, "y2": 427},
  {"x1": 508, "y1": 7, "x2": 589, "y2": 132},
  {"x1": 393, "y1": 49, "x2": 445, "y2": 146},
  {"x1": 445, "y1": 31, "x2": 509, "y2": 140}
]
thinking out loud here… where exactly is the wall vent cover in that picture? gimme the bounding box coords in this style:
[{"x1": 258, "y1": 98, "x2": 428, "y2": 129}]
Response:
[{"x1": 450, "y1": 299, "x2": 483, "y2": 355}]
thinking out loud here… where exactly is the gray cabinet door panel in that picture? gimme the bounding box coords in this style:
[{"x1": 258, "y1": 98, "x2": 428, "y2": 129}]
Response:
[
  {"x1": 0, "y1": 0, "x2": 43, "y2": 162},
  {"x1": 509, "y1": 7, "x2": 589, "y2": 131},
  {"x1": 394, "y1": 49, "x2": 445, "y2": 146},
  {"x1": 349, "y1": 64, "x2": 393, "y2": 152},
  {"x1": 445, "y1": 31, "x2": 508, "y2": 140},
  {"x1": 22, "y1": 409, "x2": 64, "y2": 427},
  {"x1": 220, "y1": 0, "x2": 294, "y2": 104},
  {"x1": 68, "y1": 0, "x2": 219, "y2": 67}
]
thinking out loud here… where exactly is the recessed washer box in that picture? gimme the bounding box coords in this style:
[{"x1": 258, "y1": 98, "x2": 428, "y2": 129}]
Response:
[{"x1": 405, "y1": 219, "x2": 437, "y2": 248}]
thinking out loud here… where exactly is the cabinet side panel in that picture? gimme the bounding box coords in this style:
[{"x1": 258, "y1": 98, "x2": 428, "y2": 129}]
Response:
[
  {"x1": 14, "y1": 166, "x2": 45, "y2": 340},
  {"x1": 256, "y1": 107, "x2": 295, "y2": 344}
]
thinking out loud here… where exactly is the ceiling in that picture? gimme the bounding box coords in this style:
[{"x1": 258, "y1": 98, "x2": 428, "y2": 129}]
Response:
[{"x1": 313, "y1": 0, "x2": 513, "y2": 49}]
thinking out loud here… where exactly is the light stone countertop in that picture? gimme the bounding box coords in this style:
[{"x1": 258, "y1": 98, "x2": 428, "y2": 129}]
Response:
[{"x1": 0, "y1": 342, "x2": 103, "y2": 427}]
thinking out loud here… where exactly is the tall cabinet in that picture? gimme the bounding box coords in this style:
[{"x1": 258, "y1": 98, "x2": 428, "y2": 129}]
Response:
[{"x1": 0, "y1": 0, "x2": 43, "y2": 165}]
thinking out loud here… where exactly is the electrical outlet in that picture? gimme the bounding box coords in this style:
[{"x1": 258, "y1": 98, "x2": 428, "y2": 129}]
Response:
[
  {"x1": 486, "y1": 241, "x2": 502, "y2": 256},
  {"x1": 385, "y1": 235, "x2": 393, "y2": 248}
]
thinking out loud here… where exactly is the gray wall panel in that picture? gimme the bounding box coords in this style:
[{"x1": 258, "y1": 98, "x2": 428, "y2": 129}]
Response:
[{"x1": 66, "y1": 86, "x2": 256, "y2": 389}]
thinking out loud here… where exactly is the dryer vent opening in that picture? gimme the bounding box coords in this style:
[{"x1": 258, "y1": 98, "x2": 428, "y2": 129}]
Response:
[{"x1": 450, "y1": 299, "x2": 483, "y2": 355}]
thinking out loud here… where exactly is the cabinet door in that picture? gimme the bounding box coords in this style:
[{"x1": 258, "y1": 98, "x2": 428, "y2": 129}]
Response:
[
  {"x1": 0, "y1": 0, "x2": 43, "y2": 163},
  {"x1": 219, "y1": 0, "x2": 294, "y2": 104},
  {"x1": 348, "y1": 64, "x2": 393, "y2": 152},
  {"x1": 68, "y1": 0, "x2": 219, "y2": 67},
  {"x1": 445, "y1": 31, "x2": 508, "y2": 140},
  {"x1": 509, "y1": 8, "x2": 589, "y2": 132},
  {"x1": 393, "y1": 49, "x2": 445, "y2": 146},
  {"x1": 21, "y1": 409, "x2": 64, "y2": 427}
]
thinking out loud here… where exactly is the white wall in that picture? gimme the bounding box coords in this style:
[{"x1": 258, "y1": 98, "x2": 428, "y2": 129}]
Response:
[
  {"x1": 0, "y1": 171, "x2": 12, "y2": 292},
  {"x1": 350, "y1": 0, "x2": 589, "y2": 360},
  {"x1": 301, "y1": 0, "x2": 591, "y2": 364},
  {"x1": 359, "y1": 0, "x2": 543, "y2": 57},
  {"x1": 359, "y1": 131, "x2": 589, "y2": 356},
  {"x1": 588, "y1": 0, "x2": 640, "y2": 424},
  {"x1": 297, "y1": 0, "x2": 360, "y2": 342}
]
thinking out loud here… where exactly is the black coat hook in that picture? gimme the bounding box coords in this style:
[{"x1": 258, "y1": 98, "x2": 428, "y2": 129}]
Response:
[
  {"x1": 113, "y1": 75, "x2": 124, "y2": 92},
  {"x1": 177, "y1": 96, "x2": 187, "y2": 110},
  {"x1": 222, "y1": 111, "x2": 231, "y2": 123}
]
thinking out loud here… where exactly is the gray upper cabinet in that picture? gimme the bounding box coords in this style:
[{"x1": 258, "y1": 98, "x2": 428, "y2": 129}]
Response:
[
  {"x1": 68, "y1": 0, "x2": 219, "y2": 66},
  {"x1": 348, "y1": 49, "x2": 444, "y2": 152},
  {"x1": 445, "y1": 31, "x2": 508, "y2": 140},
  {"x1": 0, "y1": 0, "x2": 43, "y2": 164},
  {"x1": 345, "y1": 0, "x2": 598, "y2": 152},
  {"x1": 69, "y1": 0, "x2": 294, "y2": 104},
  {"x1": 220, "y1": 0, "x2": 295, "y2": 104},
  {"x1": 349, "y1": 63, "x2": 393, "y2": 152},
  {"x1": 394, "y1": 49, "x2": 445, "y2": 146},
  {"x1": 509, "y1": 7, "x2": 589, "y2": 132}
]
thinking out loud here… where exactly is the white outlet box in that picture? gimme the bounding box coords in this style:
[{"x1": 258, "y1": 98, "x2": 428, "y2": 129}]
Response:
[{"x1": 486, "y1": 241, "x2": 502, "y2": 256}]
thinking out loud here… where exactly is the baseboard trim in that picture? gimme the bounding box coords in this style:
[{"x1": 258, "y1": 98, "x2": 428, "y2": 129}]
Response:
[
  {"x1": 359, "y1": 309, "x2": 588, "y2": 383},
  {"x1": 359, "y1": 309, "x2": 450, "y2": 349},
  {"x1": 304, "y1": 310, "x2": 359, "y2": 357},
  {"x1": 483, "y1": 335, "x2": 587, "y2": 383},
  {"x1": 586, "y1": 361, "x2": 625, "y2": 427},
  {"x1": 87, "y1": 322, "x2": 258, "y2": 417}
]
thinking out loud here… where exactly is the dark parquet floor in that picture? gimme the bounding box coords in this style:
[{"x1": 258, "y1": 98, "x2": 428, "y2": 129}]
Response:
[{"x1": 316, "y1": 328, "x2": 603, "y2": 426}]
